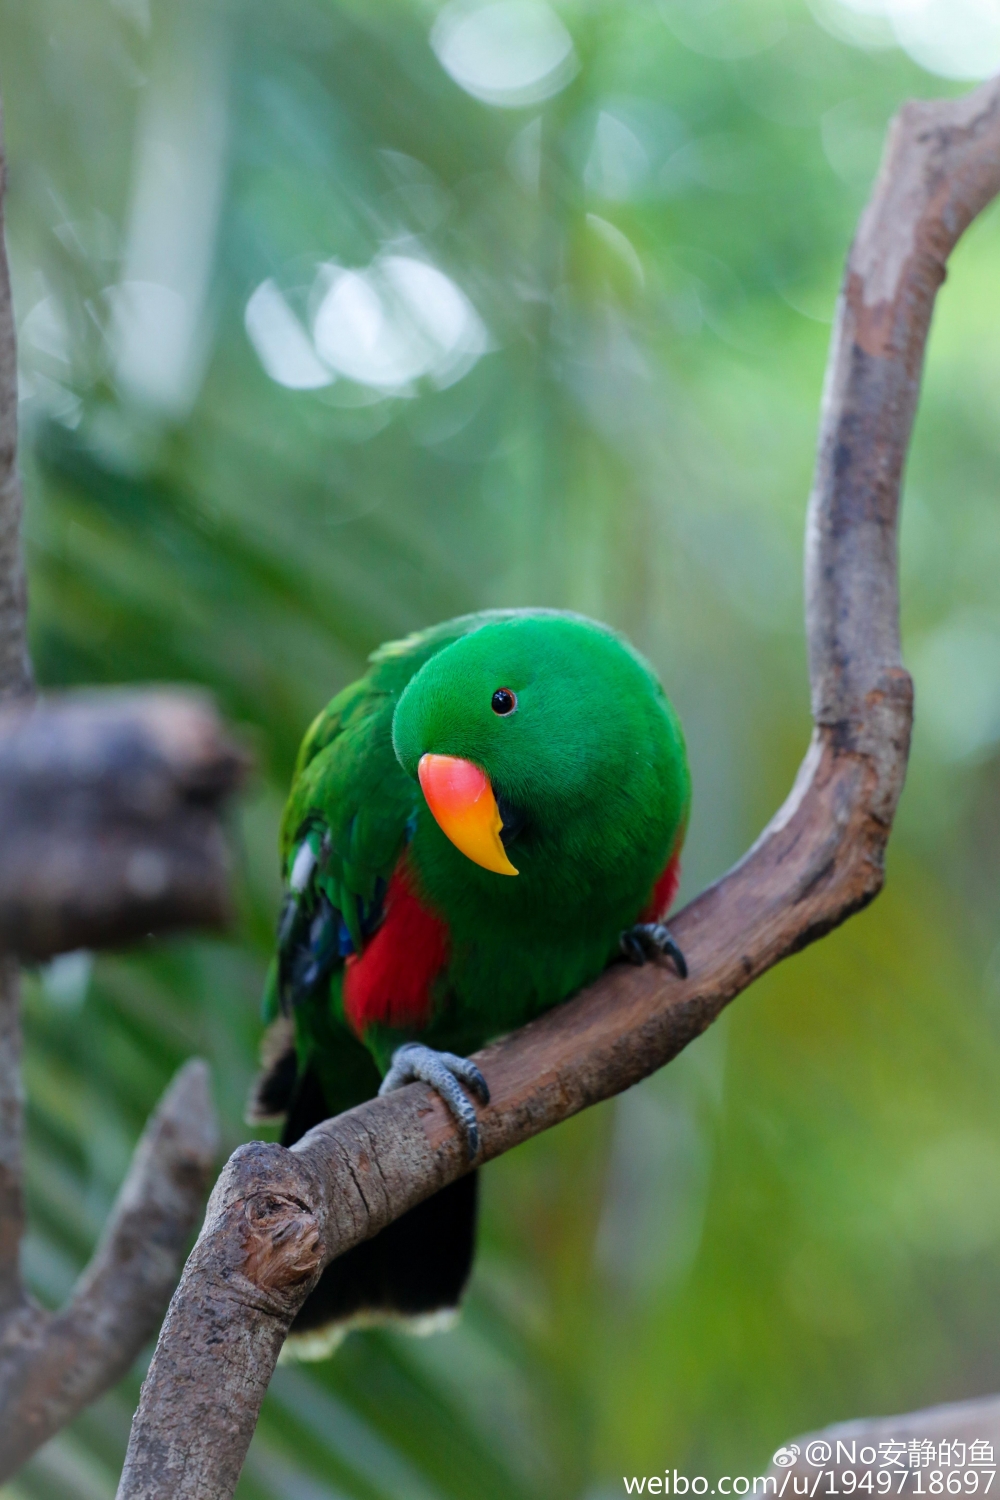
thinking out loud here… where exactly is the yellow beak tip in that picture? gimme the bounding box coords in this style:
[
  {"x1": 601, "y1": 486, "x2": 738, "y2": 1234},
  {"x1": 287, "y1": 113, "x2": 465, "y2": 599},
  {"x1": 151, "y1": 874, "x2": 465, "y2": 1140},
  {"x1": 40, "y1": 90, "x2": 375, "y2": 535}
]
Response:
[{"x1": 418, "y1": 753, "x2": 519, "y2": 876}]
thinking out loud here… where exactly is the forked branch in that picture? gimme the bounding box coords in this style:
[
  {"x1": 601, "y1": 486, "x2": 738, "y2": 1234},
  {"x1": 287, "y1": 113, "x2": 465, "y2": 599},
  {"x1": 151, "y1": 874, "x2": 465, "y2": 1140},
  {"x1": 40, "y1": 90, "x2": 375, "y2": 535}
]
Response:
[{"x1": 115, "y1": 75, "x2": 1000, "y2": 1500}]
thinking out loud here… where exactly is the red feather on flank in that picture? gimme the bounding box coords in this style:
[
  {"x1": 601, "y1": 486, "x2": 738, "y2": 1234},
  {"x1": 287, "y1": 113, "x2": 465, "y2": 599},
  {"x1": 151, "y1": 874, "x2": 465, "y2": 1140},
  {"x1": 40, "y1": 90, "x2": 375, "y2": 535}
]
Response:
[
  {"x1": 640, "y1": 852, "x2": 682, "y2": 923},
  {"x1": 343, "y1": 858, "x2": 449, "y2": 1038}
]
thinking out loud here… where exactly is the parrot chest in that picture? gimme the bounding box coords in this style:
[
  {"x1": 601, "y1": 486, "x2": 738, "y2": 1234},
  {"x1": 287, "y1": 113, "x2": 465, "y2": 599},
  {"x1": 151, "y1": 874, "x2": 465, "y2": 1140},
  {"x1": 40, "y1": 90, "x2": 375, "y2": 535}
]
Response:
[{"x1": 338, "y1": 837, "x2": 681, "y2": 1050}]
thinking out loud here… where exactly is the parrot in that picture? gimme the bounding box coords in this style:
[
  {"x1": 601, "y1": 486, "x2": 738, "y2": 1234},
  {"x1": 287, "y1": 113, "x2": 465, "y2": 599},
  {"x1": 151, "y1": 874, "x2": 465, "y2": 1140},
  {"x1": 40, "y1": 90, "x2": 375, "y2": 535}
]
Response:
[{"x1": 250, "y1": 608, "x2": 690, "y2": 1359}]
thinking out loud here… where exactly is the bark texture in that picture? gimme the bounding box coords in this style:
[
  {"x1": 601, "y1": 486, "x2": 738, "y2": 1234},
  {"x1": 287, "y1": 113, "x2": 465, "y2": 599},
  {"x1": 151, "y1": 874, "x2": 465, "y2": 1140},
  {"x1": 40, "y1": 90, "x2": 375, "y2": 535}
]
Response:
[
  {"x1": 115, "y1": 75, "x2": 1000, "y2": 1500},
  {"x1": 0, "y1": 688, "x2": 248, "y2": 958}
]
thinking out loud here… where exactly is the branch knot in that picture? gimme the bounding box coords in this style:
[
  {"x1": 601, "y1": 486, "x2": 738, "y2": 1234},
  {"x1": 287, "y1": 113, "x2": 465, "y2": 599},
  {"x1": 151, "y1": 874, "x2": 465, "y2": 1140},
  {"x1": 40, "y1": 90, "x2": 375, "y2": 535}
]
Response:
[{"x1": 240, "y1": 1193, "x2": 323, "y2": 1294}]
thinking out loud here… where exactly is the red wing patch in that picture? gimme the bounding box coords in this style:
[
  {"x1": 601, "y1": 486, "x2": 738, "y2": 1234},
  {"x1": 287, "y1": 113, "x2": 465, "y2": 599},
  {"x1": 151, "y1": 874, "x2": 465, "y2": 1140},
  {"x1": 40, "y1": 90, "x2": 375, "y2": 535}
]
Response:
[
  {"x1": 640, "y1": 852, "x2": 681, "y2": 923},
  {"x1": 342, "y1": 858, "x2": 449, "y2": 1038}
]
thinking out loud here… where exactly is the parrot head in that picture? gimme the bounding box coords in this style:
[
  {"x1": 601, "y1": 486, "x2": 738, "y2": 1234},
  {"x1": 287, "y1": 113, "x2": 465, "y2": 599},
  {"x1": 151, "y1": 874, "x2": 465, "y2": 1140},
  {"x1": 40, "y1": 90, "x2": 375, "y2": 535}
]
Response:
[{"x1": 391, "y1": 612, "x2": 688, "y2": 884}]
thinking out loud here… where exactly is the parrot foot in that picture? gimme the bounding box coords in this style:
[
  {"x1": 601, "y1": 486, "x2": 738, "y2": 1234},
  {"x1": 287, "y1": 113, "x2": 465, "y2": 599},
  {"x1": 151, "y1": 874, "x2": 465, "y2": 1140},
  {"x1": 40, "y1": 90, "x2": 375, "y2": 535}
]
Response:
[
  {"x1": 620, "y1": 922, "x2": 688, "y2": 978},
  {"x1": 379, "y1": 1043, "x2": 490, "y2": 1160}
]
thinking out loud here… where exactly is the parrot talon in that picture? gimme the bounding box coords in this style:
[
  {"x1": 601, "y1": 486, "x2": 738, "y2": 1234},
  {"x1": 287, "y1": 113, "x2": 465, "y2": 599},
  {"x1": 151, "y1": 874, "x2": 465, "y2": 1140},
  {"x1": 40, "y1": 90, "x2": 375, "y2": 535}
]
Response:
[
  {"x1": 620, "y1": 922, "x2": 688, "y2": 979},
  {"x1": 620, "y1": 930, "x2": 646, "y2": 965},
  {"x1": 379, "y1": 1043, "x2": 489, "y2": 1159}
]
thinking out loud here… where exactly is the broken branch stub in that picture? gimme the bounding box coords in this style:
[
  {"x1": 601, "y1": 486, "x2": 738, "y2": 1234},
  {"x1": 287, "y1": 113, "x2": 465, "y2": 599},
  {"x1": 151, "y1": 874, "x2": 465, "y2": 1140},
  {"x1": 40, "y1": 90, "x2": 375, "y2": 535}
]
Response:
[
  {"x1": 0, "y1": 688, "x2": 248, "y2": 959},
  {"x1": 114, "y1": 74, "x2": 1000, "y2": 1500}
]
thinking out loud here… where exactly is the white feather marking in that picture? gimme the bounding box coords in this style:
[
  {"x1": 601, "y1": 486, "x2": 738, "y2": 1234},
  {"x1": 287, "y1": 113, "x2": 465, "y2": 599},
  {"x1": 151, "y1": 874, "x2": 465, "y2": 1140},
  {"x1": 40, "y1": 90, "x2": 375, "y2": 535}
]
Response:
[{"x1": 289, "y1": 841, "x2": 317, "y2": 894}]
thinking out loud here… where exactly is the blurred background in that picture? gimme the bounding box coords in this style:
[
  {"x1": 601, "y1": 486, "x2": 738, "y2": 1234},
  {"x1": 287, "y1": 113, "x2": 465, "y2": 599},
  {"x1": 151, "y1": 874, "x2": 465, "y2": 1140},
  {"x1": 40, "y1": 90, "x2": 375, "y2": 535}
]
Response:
[{"x1": 2, "y1": 0, "x2": 1000, "y2": 1493}]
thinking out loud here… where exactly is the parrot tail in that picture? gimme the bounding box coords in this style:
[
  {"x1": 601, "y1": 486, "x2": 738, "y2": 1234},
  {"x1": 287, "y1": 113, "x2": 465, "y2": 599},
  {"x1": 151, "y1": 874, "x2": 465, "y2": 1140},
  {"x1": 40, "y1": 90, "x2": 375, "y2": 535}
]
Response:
[{"x1": 251, "y1": 1038, "x2": 478, "y2": 1361}]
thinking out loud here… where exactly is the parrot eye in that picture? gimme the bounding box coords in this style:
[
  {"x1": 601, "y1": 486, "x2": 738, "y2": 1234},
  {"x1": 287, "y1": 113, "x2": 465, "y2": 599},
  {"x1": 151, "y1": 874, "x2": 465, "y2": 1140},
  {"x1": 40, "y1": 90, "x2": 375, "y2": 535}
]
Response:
[{"x1": 491, "y1": 687, "x2": 517, "y2": 716}]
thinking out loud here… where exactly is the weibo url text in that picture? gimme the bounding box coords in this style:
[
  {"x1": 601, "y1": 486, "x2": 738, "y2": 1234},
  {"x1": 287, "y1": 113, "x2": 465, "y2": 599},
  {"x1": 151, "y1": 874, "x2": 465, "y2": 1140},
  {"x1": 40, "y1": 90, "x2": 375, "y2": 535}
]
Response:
[
  {"x1": 623, "y1": 1445, "x2": 999, "y2": 1497},
  {"x1": 622, "y1": 1478, "x2": 997, "y2": 1496}
]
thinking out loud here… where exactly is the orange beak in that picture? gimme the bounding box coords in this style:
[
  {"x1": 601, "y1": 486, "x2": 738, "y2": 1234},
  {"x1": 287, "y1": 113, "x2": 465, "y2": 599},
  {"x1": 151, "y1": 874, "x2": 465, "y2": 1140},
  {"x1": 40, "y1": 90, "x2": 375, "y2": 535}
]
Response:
[{"x1": 418, "y1": 754, "x2": 519, "y2": 876}]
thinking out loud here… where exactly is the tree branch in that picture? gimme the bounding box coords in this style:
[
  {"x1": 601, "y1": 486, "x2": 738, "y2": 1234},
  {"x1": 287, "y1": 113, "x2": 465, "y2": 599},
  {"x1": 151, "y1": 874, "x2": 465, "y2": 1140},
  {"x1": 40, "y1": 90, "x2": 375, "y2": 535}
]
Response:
[
  {"x1": 114, "y1": 77, "x2": 1000, "y2": 1500},
  {"x1": 0, "y1": 1060, "x2": 218, "y2": 1478},
  {"x1": 0, "y1": 688, "x2": 248, "y2": 958},
  {"x1": 0, "y1": 683, "x2": 241, "y2": 1480}
]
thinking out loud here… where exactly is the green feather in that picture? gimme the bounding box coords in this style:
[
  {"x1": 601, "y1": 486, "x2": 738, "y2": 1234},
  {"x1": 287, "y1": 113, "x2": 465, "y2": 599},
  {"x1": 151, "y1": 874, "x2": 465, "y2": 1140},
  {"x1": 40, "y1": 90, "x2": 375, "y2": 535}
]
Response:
[{"x1": 267, "y1": 608, "x2": 690, "y2": 1104}]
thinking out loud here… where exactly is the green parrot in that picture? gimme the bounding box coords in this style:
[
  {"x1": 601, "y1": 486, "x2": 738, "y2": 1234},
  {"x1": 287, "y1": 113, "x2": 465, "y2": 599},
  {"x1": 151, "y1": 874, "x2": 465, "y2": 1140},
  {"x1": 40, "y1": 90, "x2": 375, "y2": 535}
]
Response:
[{"x1": 252, "y1": 608, "x2": 690, "y2": 1358}]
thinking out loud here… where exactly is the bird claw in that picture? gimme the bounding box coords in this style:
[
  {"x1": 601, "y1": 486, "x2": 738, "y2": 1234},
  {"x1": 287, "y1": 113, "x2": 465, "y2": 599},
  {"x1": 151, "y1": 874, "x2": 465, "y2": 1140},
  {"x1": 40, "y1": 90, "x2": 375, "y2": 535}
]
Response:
[
  {"x1": 620, "y1": 922, "x2": 688, "y2": 978},
  {"x1": 379, "y1": 1043, "x2": 490, "y2": 1160}
]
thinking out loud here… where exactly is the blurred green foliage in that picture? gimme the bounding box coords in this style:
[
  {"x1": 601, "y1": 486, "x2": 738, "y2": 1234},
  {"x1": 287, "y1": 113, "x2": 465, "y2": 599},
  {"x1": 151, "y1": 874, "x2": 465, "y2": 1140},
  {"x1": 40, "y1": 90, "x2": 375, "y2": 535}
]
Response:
[{"x1": 2, "y1": 0, "x2": 1000, "y2": 1494}]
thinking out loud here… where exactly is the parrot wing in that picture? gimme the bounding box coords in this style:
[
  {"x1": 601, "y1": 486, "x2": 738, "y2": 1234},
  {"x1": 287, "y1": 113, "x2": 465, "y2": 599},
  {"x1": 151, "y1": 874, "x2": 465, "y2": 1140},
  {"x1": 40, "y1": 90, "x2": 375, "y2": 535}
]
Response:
[
  {"x1": 267, "y1": 611, "x2": 497, "y2": 1024},
  {"x1": 269, "y1": 678, "x2": 414, "y2": 1021}
]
